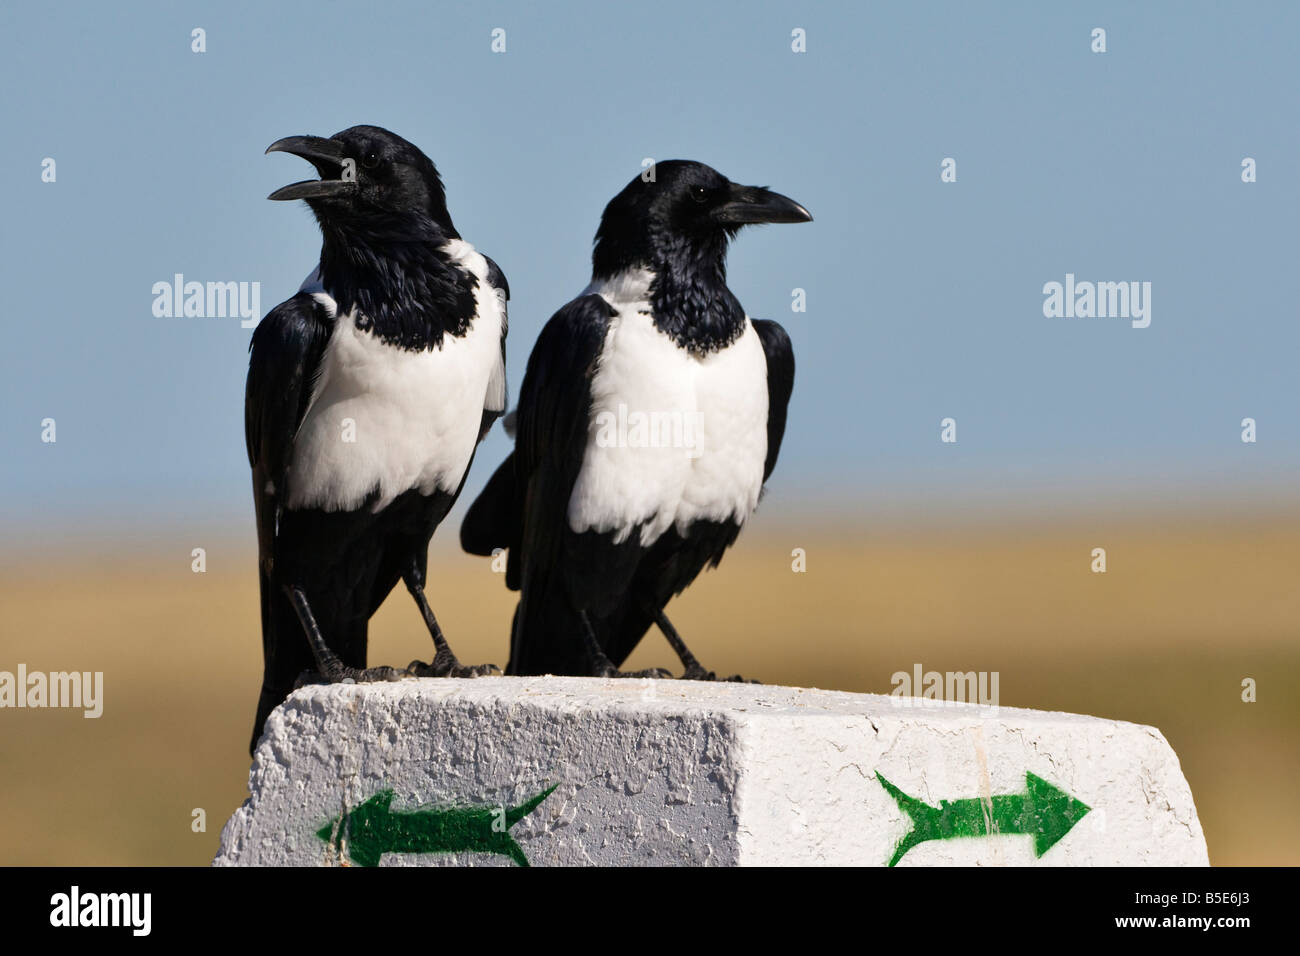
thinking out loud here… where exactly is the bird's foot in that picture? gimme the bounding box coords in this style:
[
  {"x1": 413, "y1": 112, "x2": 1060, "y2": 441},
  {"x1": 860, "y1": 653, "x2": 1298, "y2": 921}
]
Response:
[
  {"x1": 292, "y1": 663, "x2": 407, "y2": 689},
  {"x1": 582, "y1": 628, "x2": 671, "y2": 678},
  {"x1": 405, "y1": 651, "x2": 501, "y2": 679},
  {"x1": 679, "y1": 663, "x2": 759, "y2": 683},
  {"x1": 591, "y1": 662, "x2": 674, "y2": 679}
]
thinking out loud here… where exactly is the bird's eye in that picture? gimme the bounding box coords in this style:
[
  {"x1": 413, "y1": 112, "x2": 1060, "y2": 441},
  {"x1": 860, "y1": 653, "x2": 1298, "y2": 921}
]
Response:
[
  {"x1": 690, "y1": 185, "x2": 709, "y2": 204},
  {"x1": 361, "y1": 152, "x2": 380, "y2": 170}
]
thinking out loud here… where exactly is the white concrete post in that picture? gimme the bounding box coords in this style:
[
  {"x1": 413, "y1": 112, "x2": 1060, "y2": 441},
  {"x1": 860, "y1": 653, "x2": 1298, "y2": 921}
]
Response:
[{"x1": 215, "y1": 678, "x2": 1208, "y2": 867}]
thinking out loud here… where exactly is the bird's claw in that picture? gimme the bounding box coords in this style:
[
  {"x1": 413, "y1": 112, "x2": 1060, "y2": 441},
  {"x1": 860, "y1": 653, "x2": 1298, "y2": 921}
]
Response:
[
  {"x1": 679, "y1": 664, "x2": 759, "y2": 683},
  {"x1": 293, "y1": 663, "x2": 406, "y2": 689},
  {"x1": 405, "y1": 654, "x2": 501, "y2": 679},
  {"x1": 680, "y1": 663, "x2": 716, "y2": 681},
  {"x1": 593, "y1": 664, "x2": 674, "y2": 679}
]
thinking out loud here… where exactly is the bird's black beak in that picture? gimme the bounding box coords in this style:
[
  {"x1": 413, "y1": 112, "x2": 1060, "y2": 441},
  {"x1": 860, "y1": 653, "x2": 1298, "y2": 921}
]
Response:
[
  {"x1": 265, "y1": 135, "x2": 357, "y2": 201},
  {"x1": 712, "y1": 184, "x2": 813, "y2": 225}
]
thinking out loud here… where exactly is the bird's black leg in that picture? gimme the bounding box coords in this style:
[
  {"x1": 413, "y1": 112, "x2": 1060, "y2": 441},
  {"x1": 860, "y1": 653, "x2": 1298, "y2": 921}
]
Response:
[
  {"x1": 652, "y1": 607, "x2": 756, "y2": 683},
  {"x1": 284, "y1": 585, "x2": 405, "y2": 685},
  {"x1": 652, "y1": 608, "x2": 713, "y2": 680},
  {"x1": 402, "y1": 563, "x2": 500, "y2": 678},
  {"x1": 580, "y1": 610, "x2": 672, "y2": 679}
]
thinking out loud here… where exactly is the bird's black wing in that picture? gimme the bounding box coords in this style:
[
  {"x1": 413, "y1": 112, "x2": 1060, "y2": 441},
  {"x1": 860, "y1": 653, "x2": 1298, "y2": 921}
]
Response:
[
  {"x1": 460, "y1": 293, "x2": 614, "y2": 669},
  {"x1": 479, "y1": 254, "x2": 510, "y2": 441},
  {"x1": 245, "y1": 292, "x2": 333, "y2": 555},
  {"x1": 751, "y1": 319, "x2": 795, "y2": 481},
  {"x1": 483, "y1": 254, "x2": 510, "y2": 301},
  {"x1": 515, "y1": 294, "x2": 611, "y2": 494},
  {"x1": 244, "y1": 292, "x2": 333, "y2": 751}
]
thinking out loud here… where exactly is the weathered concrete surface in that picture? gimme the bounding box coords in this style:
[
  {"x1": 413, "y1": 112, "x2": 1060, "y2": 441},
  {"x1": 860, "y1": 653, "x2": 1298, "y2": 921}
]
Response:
[{"x1": 215, "y1": 678, "x2": 1208, "y2": 867}]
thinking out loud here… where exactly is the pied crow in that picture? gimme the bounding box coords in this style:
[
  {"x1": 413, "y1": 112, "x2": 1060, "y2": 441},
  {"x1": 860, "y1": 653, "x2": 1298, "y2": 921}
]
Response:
[
  {"x1": 462, "y1": 160, "x2": 809, "y2": 679},
  {"x1": 246, "y1": 125, "x2": 506, "y2": 754}
]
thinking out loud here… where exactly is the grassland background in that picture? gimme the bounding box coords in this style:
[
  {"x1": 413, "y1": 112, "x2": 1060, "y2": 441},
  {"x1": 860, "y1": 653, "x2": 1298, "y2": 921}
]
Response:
[{"x1": 0, "y1": 508, "x2": 1296, "y2": 866}]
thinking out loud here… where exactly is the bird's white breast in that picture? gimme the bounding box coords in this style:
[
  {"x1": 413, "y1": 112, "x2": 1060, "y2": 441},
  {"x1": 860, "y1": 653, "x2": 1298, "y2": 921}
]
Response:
[
  {"x1": 567, "y1": 270, "x2": 768, "y2": 546},
  {"x1": 285, "y1": 241, "x2": 506, "y2": 513}
]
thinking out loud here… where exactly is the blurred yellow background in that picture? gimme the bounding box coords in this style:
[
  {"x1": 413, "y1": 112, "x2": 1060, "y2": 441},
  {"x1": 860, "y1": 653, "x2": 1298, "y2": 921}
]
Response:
[{"x1": 1, "y1": 509, "x2": 1296, "y2": 865}]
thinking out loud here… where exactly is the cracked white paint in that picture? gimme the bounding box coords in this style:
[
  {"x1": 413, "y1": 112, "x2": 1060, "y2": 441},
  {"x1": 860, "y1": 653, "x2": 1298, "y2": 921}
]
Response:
[{"x1": 214, "y1": 678, "x2": 1209, "y2": 867}]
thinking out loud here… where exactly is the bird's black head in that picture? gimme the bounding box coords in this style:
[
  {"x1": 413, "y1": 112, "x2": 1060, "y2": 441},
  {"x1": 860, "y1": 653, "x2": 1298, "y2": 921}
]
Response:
[
  {"x1": 265, "y1": 125, "x2": 479, "y2": 350},
  {"x1": 591, "y1": 160, "x2": 811, "y2": 281},
  {"x1": 592, "y1": 160, "x2": 811, "y2": 353},
  {"x1": 266, "y1": 125, "x2": 458, "y2": 241}
]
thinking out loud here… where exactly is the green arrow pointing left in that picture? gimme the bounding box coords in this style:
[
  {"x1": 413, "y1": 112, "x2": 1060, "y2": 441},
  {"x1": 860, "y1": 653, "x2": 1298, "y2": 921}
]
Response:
[
  {"x1": 317, "y1": 784, "x2": 557, "y2": 867},
  {"x1": 876, "y1": 771, "x2": 1090, "y2": 866}
]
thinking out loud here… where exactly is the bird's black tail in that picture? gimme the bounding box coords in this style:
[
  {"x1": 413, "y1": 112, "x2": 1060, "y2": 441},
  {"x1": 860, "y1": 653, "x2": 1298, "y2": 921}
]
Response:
[
  {"x1": 508, "y1": 579, "x2": 592, "y2": 676},
  {"x1": 507, "y1": 581, "x2": 660, "y2": 676},
  {"x1": 462, "y1": 452, "x2": 661, "y2": 676},
  {"x1": 509, "y1": 524, "x2": 657, "y2": 676},
  {"x1": 249, "y1": 571, "x2": 314, "y2": 755}
]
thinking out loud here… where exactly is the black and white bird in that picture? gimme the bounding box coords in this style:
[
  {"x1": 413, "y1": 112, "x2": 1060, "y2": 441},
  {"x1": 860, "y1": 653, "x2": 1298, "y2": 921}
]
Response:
[
  {"x1": 461, "y1": 160, "x2": 809, "y2": 679},
  {"x1": 246, "y1": 125, "x2": 506, "y2": 754}
]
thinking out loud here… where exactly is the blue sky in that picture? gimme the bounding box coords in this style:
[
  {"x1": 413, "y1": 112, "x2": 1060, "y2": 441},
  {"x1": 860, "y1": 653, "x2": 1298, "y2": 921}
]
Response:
[{"x1": 2, "y1": 0, "x2": 1296, "y2": 537}]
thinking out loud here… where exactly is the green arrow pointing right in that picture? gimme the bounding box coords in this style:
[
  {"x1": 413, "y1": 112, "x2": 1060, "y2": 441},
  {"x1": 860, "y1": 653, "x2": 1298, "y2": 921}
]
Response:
[{"x1": 876, "y1": 771, "x2": 1090, "y2": 866}]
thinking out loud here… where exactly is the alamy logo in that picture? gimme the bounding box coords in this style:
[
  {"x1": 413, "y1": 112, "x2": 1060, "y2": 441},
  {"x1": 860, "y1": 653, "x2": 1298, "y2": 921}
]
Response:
[
  {"x1": 890, "y1": 663, "x2": 999, "y2": 716},
  {"x1": 50, "y1": 886, "x2": 151, "y2": 936},
  {"x1": 594, "y1": 404, "x2": 704, "y2": 459},
  {"x1": 1043, "y1": 273, "x2": 1151, "y2": 328},
  {"x1": 0, "y1": 665, "x2": 103, "y2": 717},
  {"x1": 152, "y1": 274, "x2": 261, "y2": 328}
]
